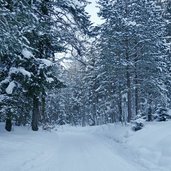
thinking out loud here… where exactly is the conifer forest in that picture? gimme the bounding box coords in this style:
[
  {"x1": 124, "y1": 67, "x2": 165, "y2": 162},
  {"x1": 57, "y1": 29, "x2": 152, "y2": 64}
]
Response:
[{"x1": 0, "y1": 1, "x2": 171, "y2": 171}]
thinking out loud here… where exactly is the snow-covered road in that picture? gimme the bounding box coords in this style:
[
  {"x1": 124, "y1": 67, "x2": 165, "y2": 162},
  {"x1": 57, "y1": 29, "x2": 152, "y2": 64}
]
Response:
[
  {"x1": 46, "y1": 130, "x2": 141, "y2": 171},
  {"x1": 0, "y1": 125, "x2": 141, "y2": 171},
  {"x1": 0, "y1": 122, "x2": 171, "y2": 171}
]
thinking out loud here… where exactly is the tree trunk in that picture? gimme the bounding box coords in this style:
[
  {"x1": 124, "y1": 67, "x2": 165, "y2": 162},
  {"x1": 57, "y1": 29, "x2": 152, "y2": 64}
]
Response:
[
  {"x1": 135, "y1": 86, "x2": 139, "y2": 116},
  {"x1": 92, "y1": 102, "x2": 97, "y2": 125},
  {"x1": 134, "y1": 62, "x2": 139, "y2": 116},
  {"x1": 125, "y1": 0, "x2": 132, "y2": 123},
  {"x1": 147, "y1": 106, "x2": 152, "y2": 121},
  {"x1": 41, "y1": 95, "x2": 46, "y2": 123},
  {"x1": 31, "y1": 95, "x2": 39, "y2": 131},
  {"x1": 126, "y1": 40, "x2": 132, "y2": 122},
  {"x1": 118, "y1": 87, "x2": 123, "y2": 122},
  {"x1": 147, "y1": 99, "x2": 152, "y2": 121},
  {"x1": 5, "y1": 118, "x2": 12, "y2": 132},
  {"x1": 127, "y1": 72, "x2": 132, "y2": 122}
]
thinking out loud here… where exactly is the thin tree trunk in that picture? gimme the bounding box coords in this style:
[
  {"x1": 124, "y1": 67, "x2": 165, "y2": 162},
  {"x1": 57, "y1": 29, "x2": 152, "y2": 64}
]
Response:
[
  {"x1": 32, "y1": 95, "x2": 39, "y2": 131},
  {"x1": 5, "y1": 118, "x2": 12, "y2": 132},
  {"x1": 81, "y1": 109, "x2": 86, "y2": 127},
  {"x1": 134, "y1": 62, "x2": 139, "y2": 116},
  {"x1": 41, "y1": 94, "x2": 46, "y2": 123},
  {"x1": 126, "y1": 41, "x2": 132, "y2": 122},
  {"x1": 118, "y1": 87, "x2": 123, "y2": 122},
  {"x1": 5, "y1": 109, "x2": 12, "y2": 131},
  {"x1": 147, "y1": 99, "x2": 152, "y2": 121},
  {"x1": 125, "y1": 0, "x2": 132, "y2": 122},
  {"x1": 92, "y1": 102, "x2": 97, "y2": 124},
  {"x1": 127, "y1": 71, "x2": 132, "y2": 122}
]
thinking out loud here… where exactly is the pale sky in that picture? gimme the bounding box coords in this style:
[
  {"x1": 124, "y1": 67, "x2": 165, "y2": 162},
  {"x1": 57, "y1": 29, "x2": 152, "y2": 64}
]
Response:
[{"x1": 85, "y1": 0, "x2": 103, "y2": 25}]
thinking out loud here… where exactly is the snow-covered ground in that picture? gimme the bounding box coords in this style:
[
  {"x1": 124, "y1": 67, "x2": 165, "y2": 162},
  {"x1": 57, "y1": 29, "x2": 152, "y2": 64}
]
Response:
[{"x1": 0, "y1": 121, "x2": 171, "y2": 171}]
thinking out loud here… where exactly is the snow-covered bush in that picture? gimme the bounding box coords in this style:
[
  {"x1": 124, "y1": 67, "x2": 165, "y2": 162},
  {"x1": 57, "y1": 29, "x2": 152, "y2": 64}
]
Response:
[
  {"x1": 132, "y1": 119, "x2": 144, "y2": 131},
  {"x1": 155, "y1": 107, "x2": 171, "y2": 122},
  {"x1": 131, "y1": 115, "x2": 145, "y2": 131}
]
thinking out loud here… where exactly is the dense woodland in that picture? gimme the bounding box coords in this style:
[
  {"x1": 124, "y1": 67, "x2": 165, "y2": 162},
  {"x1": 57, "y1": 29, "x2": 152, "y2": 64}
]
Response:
[{"x1": 0, "y1": 0, "x2": 171, "y2": 131}]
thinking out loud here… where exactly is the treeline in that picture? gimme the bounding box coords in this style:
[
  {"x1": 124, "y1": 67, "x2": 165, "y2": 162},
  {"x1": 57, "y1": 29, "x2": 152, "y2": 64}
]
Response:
[
  {"x1": 46, "y1": 0, "x2": 171, "y2": 126},
  {"x1": 1, "y1": 0, "x2": 171, "y2": 130}
]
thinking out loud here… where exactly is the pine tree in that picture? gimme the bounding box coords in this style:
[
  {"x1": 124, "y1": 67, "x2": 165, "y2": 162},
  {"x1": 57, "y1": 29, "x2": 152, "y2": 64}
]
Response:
[{"x1": 163, "y1": 0, "x2": 171, "y2": 110}]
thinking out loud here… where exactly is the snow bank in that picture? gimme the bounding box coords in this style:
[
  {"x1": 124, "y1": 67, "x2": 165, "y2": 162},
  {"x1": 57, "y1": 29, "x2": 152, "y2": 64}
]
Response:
[
  {"x1": 127, "y1": 122, "x2": 171, "y2": 171},
  {"x1": 92, "y1": 121, "x2": 171, "y2": 171},
  {"x1": 91, "y1": 123, "x2": 132, "y2": 143}
]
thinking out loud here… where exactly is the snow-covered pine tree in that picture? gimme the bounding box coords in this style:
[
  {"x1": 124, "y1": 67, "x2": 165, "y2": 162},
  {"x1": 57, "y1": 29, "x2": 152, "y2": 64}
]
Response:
[
  {"x1": 163, "y1": 0, "x2": 171, "y2": 110},
  {"x1": 82, "y1": 43, "x2": 100, "y2": 125},
  {"x1": 0, "y1": 0, "x2": 39, "y2": 131}
]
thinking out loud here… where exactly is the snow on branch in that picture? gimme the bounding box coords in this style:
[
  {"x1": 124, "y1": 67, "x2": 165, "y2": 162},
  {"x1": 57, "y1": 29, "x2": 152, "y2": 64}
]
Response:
[
  {"x1": 37, "y1": 59, "x2": 53, "y2": 67},
  {"x1": 22, "y1": 48, "x2": 34, "y2": 59},
  {"x1": 9, "y1": 67, "x2": 31, "y2": 77},
  {"x1": 6, "y1": 81, "x2": 16, "y2": 95}
]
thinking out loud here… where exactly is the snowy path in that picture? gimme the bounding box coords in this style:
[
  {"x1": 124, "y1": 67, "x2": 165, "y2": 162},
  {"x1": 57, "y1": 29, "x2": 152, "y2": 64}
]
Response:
[
  {"x1": 0, "y1": 126, "x2": 143, "y2": 171},
  {"x1": 0, "y1": 122, "x2": 171, "y2": 171}
]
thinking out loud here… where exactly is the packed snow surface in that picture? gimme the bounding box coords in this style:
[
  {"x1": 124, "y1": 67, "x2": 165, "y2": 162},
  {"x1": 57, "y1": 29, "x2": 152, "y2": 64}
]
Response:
[{"x1": 0, "y1": 121, "x2": 171, "y2": 171}]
